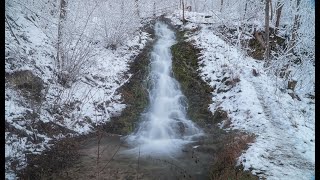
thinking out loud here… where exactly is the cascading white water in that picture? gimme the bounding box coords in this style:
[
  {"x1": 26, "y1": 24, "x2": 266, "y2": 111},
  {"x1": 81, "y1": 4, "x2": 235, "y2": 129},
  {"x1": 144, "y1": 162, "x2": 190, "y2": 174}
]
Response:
[{"x1": 126, "y1": 22, "x2": 203, "y2": 156}]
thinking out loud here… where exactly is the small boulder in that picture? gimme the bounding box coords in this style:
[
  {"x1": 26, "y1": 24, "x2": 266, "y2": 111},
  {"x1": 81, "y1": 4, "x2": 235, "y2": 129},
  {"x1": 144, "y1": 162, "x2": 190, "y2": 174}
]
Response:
[
  {"x1": 252, "y1": 69, "x2": 259, "y2": 76},
  {"x1": 288, "y1": 80, "x2": 297, "y2": 91},
  {"x1": 212, "y1": 107, "x2": 228, "y2": 124}
]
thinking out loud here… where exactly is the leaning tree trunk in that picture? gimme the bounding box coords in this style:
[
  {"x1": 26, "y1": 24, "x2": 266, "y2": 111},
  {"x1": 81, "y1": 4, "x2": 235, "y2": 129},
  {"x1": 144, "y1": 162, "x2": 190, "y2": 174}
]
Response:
[{"x1": 265, "y1": 0, "x2": 270, "y2": 60}]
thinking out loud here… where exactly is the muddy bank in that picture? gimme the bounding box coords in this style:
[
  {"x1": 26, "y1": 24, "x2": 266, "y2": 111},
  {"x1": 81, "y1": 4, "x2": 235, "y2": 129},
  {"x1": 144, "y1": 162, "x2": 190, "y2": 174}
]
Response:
[{"x1": 34, "y1": 132, "x2": 213, "y2": 180}]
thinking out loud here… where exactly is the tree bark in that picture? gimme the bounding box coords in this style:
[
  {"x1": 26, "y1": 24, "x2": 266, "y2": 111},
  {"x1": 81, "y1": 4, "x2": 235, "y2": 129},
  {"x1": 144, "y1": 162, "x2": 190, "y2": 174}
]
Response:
[
  {"x1": 275, "y1": 1, "x2": 283, "y2": 33},
  {"x1": 57, "y1": 0, "x2": 67, "y2": 70},
  {"x1": 270, "y1": 0, "x2": 273, "y2": 21},
  {"x1": 182, "y1": 0, "x2": 185, "y2": 24},
  {"x1": 265, "y1": 0, "x2": 270, "y2": 60},
  {"x1": 254, "y1": 30, "x2": 266, "y2": 49}
]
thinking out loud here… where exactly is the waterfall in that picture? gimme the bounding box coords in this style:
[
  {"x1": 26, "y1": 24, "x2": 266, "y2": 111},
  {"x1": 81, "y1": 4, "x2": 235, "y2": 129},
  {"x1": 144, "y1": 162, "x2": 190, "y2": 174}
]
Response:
[{"x1": 126, "y1": 21, "x2": 203, "y2": 156}]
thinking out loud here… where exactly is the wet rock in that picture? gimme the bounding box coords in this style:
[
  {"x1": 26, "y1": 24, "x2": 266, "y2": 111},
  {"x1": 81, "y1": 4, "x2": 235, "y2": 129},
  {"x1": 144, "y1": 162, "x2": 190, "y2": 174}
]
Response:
[{"x1": 177, "y1": 121, "x2": 186, "y2": 135}]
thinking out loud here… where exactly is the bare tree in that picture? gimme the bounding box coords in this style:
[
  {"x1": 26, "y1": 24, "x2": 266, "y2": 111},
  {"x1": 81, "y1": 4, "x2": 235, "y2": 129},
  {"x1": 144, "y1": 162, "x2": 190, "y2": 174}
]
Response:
[
  {"x1": 265, "y1": 0, "x2": 271, "y2": 60},
  {"x1": 57, "y1": 0, "x2": 67, "y2": 70},
  {"x1": 289, "y1": 0, "x2": 301, "y2": 52},
  {"x1": 57, "y1": 1, "x2": 99, "y2": 86}
]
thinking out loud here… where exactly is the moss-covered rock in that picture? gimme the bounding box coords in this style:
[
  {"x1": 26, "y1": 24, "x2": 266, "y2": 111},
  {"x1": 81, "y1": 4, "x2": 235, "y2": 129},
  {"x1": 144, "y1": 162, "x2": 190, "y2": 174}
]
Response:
[
  {"x1": 171, "y1": 32, "x2": 214, "y2": 127},
  {"x1": 102, "y1": 30, "x2": 155, "y2": 135}
]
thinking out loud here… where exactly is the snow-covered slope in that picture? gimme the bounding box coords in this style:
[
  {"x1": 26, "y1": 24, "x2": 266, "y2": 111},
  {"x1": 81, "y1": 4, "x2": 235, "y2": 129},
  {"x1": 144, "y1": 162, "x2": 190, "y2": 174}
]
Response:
[
  {"x1": 5, "y1": 1, "x2": 150, "y2": 179},
  {"x1": 167, "y1": 11, "x2": 315, "y2": 180}
]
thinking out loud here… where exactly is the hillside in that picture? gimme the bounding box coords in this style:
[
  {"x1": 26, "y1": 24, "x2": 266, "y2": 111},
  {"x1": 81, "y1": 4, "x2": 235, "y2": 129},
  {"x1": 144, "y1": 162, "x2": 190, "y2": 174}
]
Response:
[{"x1": 5, "y1": 0, "x2": 315, "y2": 179}]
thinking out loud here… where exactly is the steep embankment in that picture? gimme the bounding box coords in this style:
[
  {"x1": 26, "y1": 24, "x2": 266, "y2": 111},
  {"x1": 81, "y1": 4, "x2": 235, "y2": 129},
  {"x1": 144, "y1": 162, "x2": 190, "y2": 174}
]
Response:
[
  {"x1": 168, "y1": 20, "x2": 258, "y2": 179},
  {"x1": 167, "y1": 10, "x2": 315, "y2": 180},
  {"x1": 17, "y1": 21, "x2": 156, "y2": 179},
  {"x1": 5, "y1": 1, "x2": 151, "y2": 178}
]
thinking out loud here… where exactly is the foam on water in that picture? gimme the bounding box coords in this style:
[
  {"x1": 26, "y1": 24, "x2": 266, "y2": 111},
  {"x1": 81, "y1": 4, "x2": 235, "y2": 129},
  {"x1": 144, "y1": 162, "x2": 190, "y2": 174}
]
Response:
[{"x1": 126, "y1": 22, "x2": 203, "y2": 156}]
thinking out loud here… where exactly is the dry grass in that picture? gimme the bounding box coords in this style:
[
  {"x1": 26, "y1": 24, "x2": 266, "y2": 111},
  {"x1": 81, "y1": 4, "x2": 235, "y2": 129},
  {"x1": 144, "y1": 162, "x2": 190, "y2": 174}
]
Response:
[
  {"x1": 6, "y1": 70, "x2": 44, "y2": 103},
  {"x1": 210, "y1": 132, "x2": 258, "y2": 180}
]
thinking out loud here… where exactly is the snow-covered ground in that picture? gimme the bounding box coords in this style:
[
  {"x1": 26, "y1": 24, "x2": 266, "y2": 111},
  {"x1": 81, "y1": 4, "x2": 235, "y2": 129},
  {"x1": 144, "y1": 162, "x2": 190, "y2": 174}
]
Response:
[
  {"x1": 5, "y1": 1, "x2": 151, "y2": 179},
  {"x1": 5, "y1": 1, "x2": 314, "y2": 179},
  {"x1": 167, "y1": 11, "x2": 315, "y2": 180}
]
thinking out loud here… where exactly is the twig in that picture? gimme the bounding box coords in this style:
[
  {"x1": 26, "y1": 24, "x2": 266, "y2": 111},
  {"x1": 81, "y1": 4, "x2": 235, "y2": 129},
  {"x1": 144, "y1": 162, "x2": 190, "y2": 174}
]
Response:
[
  {"x1": 68, "y1": 3, "x2": 99, "y2": 64},
  {"x1": 95, "y1": 106, "x2": 101, "y2": 180},
  {"x1": 99, "y1": 135, "x2": 129, "y2": 173},
  {"x1": 9, "y1": 0, "x2": 59, "y2": 26},
  {"x1": 5, "y1": 14, "x2": 20, "y2": 45},
  {"x1": 137, "y1": 145, "x2": 140, "y2": 180},
  {"x1": 150, "y1": 157, "x2": 191, "y2": 178}
]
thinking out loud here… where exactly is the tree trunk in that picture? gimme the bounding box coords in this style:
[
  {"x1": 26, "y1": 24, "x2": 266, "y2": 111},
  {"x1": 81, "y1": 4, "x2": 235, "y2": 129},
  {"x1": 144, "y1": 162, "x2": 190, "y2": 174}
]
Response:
[
  {"x1": 243, "y1": 0, "x2": 248, "y2": 19},
  {"x1": 182, "y1": 0, "x2": 185, "y2": 24},
  {"x1": 153, "y1": 2, "x2": 156, "y2": 17},
  {"x1": 265, "y1": 0, "x2": 270, "y2": 60},
  {"x1": 135, "y1": 0, "x2": 140, "y2": 18},
  {"x1": 57, "y1": 0, "x2": 67, "y2": 70},
  {"x1": 275, "y1": 1, "x2": 283, "y2": 33},
  {"x1": 270, "y1": 0, "x2": 273, "y2": 21},
  {"x1": 289, "y1": 0, "x2": 301, "y2": 52},
  {"x1": 254, "y1": 30, "x2": 266, "y2": 49}
]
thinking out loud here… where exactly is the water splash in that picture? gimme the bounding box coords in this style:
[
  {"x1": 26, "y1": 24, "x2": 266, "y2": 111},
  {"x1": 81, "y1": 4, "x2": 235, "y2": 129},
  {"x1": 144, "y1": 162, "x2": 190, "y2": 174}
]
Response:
[{"x1": 126, "y1": 21, "x2": 203, "y2": 156}]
